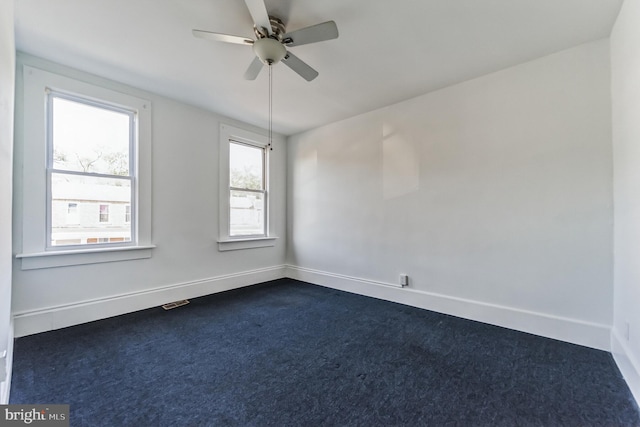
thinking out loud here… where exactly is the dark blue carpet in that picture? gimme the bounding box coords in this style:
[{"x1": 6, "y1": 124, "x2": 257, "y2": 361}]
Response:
[{"x1": 10, "y1": 279, "x2": 640, "y2": 426}]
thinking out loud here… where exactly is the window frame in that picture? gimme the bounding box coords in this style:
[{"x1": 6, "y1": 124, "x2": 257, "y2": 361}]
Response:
[
  {"x1": 218, "y1": 124, "x2": 276, "y2": 251},
  {"x1": 16, "y1": 65, "x2": 154, "y2": 270}
]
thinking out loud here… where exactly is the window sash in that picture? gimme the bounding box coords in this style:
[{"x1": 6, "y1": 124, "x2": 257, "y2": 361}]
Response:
[
  {"x1": 229, "y1": 187, "x2": 265, "y2": 194},
  {"x1": 229, "y1": 190, "x2": 267, "y2": 237},
  {"x1": 46, "y1": 172, "x2": 134, "y2": 249},
  {"x1": 229, "y1": 140, "x2": 266, "y2": 190},
  {"x1": 46, "y1": 90, "x2": 136, "y2": 177}
]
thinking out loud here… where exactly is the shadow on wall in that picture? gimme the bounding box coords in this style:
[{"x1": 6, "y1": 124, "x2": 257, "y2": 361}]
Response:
[{"x1": 382, "y1": 123, "x2": 420, "y2": 200}]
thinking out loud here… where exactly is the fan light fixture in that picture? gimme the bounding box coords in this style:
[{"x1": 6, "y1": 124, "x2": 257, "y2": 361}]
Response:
[{"x1": 253, "y1": 37, "x2": 286, "y2": 65}]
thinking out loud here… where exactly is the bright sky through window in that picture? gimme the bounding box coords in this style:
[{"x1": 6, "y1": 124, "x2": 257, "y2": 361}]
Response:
[
  {"x1": 52, "y1": 97, "x2": 130, "y2": 175},
  {"x1": 230, "y1": 142, "x2": 263, "y2": 190}
]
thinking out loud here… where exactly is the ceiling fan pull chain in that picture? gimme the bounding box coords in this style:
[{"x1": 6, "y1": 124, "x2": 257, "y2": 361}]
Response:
[{"x1": 269, "y1": 63, "x2": 273, "y2": 151}]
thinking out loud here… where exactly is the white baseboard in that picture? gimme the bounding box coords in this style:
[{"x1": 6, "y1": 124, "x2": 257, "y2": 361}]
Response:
[
  {"x1": 0, "y1": 319, "x2": 14, "y2": 404},
  {"x1": 612, "y1": 327, "x2": 640, "y2": 407},
  {"x1": 12, "y1": 263, "x2": 613, "y2": 351},
  {"x1": 13, "y1": 265, "x2": 287, "y2": 338},
  {"x1": 285, "y1": 265, "x2": 611, "y2": 351}
]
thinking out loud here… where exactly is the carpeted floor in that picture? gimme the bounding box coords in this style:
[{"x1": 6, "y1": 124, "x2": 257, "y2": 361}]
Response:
[{"x1": 10, "y1": 278, "x2": 640, "y2": 426}]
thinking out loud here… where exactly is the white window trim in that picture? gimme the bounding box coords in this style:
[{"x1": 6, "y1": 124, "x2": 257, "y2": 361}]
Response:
[
  {"x1": 17, "y1": 65, "x2": 154, "y2": 269},
  {"x1": 218, "y1": 124, "x2": 277, "y2": 251}
]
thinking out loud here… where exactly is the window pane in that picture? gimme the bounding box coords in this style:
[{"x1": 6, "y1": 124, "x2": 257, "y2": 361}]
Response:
[
  {"x1": 230, "y1": 190, "x2": 265, "y2": 236},
  {"x1": 52, "y1": 97, "x2": 131, "y2": 176},
  {"x1": 229, "y1": 142, "x2": 263, "y2": 190},
  {"x1": 51, "y1": 172, "x2": 131, "y2": 246}
]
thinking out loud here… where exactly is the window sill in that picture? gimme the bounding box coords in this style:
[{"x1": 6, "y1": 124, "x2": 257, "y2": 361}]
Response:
[
  {"x1": 16, "y1": 245, "x2": 156, "y2": 270},
  {"x1": 217, "y1": 237, "x2": 277, "y2": 252}
]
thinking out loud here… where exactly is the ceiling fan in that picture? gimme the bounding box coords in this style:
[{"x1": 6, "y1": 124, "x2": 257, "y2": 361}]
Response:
[{"x1": 192, "y1": 0, "x2": 338, "y2": 81}]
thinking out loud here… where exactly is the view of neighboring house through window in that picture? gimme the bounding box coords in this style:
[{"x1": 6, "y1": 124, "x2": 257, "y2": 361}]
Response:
[
  {"x1": 48, "y1": 93, "x2": 134, "y2": 247},
  {"x1": 229, "y1": 140, "x2": 267, "y2": 237}
]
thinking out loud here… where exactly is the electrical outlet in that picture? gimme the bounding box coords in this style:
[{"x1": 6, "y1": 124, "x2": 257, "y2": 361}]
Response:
[{"x1": 400, "y1": 274, "x2": 409, "y2": 287}]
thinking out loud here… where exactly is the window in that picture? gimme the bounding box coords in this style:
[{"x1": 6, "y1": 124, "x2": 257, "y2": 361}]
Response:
[
  {"x1": 17, "y1": 65, "x2": 154, "y2": 270},
  {"x1": 218, "y1": 124, "x2": 276, "y2": 251},
  {"x1": 98, "y1": 204, "x2": 110, "y2": 224},
  {"x1": 48, "y1": 92, "x2": 130, "y2": 246},
  {"x1": 229, "y1": 141, "x2": 266, "y2": 237}
]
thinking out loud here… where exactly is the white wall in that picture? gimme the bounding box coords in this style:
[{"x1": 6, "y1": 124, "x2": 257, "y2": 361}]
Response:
[
  {"x1": 611, "y1": 0, "x2": 640, "y2": 405},
  {"x1": 0, "y1": 0, "x2": 15, "y2": 404},
  {"x1": 12, "y1": 54, "x2": 287, "y2": 336},
  {"x1": 287, "y1": 39, "x2": 613, "y2": 350}
]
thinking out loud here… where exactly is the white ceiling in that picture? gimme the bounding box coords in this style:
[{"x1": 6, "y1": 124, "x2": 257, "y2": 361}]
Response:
[{"x1": 14, "y1": 0, "x2": 623, "y2": 136}]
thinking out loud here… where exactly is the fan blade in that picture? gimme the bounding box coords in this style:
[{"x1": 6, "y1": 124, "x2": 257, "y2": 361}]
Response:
[
  {"x1": 284, "y1": 21, "x2": 338, "y2": 47},
  {"x1": 244, "y1": 0, "x2": 273, "y2": 36},
  {"x1": 282, "y1": 51, "x2": 319, "y2": 81},
  {"x1": 244, "y1": 56, "x2": 264, "y2": 80},
  {"x1": 192, "y1": 30, "x2": 253, "y2": 45}
]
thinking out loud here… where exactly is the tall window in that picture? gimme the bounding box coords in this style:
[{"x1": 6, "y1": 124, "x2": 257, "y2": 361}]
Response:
[
  {"x1": 229, "y1": 141, "x2": 267, "y2": 237},
  {"x1": 47, "y1": 92, "x2": 134, "y2": 247},
  {"x1": 217, "y1": 124, "x2": 275, "y2": 251},
  {"x1": 18, "y1": 65, "x2": 153, "y2": 270}
]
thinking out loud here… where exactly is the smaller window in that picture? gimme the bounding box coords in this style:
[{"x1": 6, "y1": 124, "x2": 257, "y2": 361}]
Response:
[
  {"x1": 229, "y1": 141, "x2": 266, "y2": 237},
  {"x1": 217, "y1": 124, "x2": 276, "y2": 252},
  {"x1": 99, "y1": 204, "x2": 109, "y2": 223},
  {"x1": 125, "y1": 205, "x2": 131, "y2": 223}
]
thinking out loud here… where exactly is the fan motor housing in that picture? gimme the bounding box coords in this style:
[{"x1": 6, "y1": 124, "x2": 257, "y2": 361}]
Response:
[{"x1": 254, "y1": 16, "x2": 286, "y2": 41}]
